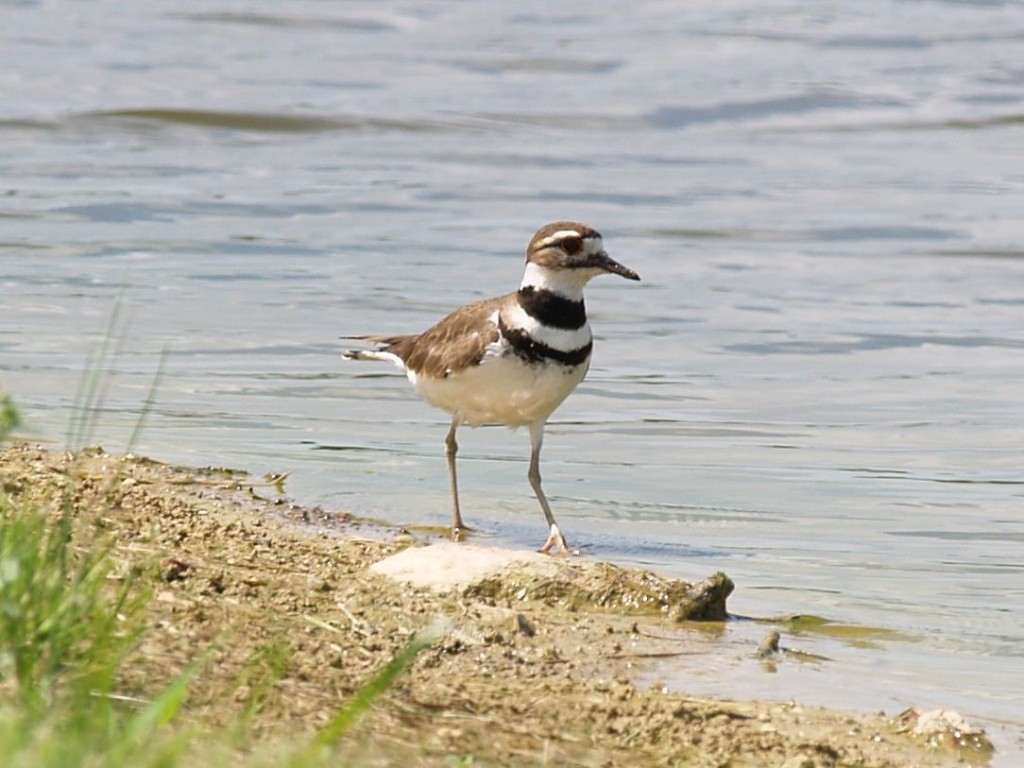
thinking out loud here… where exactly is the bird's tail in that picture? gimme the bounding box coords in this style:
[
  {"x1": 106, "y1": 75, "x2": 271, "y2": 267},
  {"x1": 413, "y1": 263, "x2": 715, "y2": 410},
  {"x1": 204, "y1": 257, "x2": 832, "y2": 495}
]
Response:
[
  {"x1": 341, "y1": 337, "x2": 408, "y2": 370},
  {"x1": 342, "y1": 348, "x2": 387, "y2": 362},
  {"x1": 342, "y1": 348, "x2": 407, "y2": 371}
]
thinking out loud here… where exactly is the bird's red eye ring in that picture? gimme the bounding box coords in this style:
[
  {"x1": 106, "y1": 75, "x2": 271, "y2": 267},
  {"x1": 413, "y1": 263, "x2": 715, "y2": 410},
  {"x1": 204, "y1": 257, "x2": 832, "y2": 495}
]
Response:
[{"x1": 561, "y1": 236, "x2": 582, "y2": 255}]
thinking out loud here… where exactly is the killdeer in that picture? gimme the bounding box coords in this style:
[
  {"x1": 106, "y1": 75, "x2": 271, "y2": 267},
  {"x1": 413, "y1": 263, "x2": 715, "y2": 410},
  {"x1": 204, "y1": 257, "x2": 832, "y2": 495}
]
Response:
[{"x1": 343, "y1": 221, "x2": 639, "y2": 553}]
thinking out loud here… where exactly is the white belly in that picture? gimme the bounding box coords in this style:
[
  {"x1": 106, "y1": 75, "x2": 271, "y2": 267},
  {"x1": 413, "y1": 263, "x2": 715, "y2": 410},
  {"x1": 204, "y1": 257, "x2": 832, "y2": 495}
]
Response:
[{"x1": 410, "y1": 354, "x2": 589, "y2": 427}]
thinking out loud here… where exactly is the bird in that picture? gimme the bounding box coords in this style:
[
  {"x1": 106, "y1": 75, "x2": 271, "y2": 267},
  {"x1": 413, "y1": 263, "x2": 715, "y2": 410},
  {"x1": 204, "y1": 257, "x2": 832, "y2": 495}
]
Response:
[{"x1": 342, "y1": 221, "x2": 640, "y2": 553}]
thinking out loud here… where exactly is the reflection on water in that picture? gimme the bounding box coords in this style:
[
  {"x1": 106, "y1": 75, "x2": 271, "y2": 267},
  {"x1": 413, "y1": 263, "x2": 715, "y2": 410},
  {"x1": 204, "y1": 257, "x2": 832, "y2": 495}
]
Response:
[{"x1": 2, "y1": 0, "x2": 1023, "y2": 760}]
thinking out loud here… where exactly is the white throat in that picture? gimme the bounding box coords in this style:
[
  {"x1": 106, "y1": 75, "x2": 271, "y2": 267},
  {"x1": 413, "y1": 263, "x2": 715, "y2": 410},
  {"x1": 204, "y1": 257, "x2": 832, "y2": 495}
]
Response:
[{"x1": 520, "y1": 261, "x2": 597, "y2": 301}]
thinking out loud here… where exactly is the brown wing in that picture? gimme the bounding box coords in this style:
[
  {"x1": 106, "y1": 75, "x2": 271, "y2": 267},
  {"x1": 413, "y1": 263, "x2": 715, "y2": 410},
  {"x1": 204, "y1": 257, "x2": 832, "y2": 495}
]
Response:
[{"x1": 366, "y1": 295, "x2": 505, "y2": 379}]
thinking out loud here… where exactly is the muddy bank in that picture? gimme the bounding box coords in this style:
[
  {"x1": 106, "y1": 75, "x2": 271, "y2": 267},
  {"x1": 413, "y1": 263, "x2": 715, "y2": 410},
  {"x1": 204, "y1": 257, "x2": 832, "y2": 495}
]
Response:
[{"x1": 0, "y1": 443, "x2": 993, "y2": 767}]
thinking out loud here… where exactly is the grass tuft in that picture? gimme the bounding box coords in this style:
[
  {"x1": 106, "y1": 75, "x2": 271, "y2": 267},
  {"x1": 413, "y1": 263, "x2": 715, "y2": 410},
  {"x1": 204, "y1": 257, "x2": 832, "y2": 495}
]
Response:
[
  {"x1": 0, "y1": 487, "x2": 194, "y2": 768},
  {"x1": 0, "y1": 492, "x2": 147, "y2": 716}
]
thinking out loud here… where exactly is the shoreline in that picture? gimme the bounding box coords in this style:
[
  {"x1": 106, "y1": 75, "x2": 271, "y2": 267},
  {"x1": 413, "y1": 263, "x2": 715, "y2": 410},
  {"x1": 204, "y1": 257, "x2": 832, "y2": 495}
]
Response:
[{"x1": 0, "y1": 442, "x2": 994, "y2": 766}]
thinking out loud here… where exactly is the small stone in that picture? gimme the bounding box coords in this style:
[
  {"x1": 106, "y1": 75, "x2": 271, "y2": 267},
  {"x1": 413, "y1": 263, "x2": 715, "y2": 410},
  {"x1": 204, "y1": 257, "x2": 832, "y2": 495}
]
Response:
[
  {"x1": 672, "y1": 571, "x2": 734, "y2": 621},
  {"x1": 515, "y1": 613, "x2": 536, "y2": 637},
  {"x1": 757, "y1": 630, "x2": 781, "y2": 658}
]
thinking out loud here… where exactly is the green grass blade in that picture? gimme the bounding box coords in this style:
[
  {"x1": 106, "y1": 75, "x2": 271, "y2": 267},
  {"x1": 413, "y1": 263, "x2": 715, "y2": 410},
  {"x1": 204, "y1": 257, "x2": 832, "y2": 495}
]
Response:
[
  {"x1": 114, "y1": 653, "x2": 208, "y2": 753},
  {"x1": 292, "y1": 621, "x2": 444, "y2": 765},
  {"x1": 68, "y1": 297, "x2": 123, "y2": 451},
  {"x1": 0, "y1": 392, "x2": 19, "y2": 439},
  {"x1": 127, "y1": 345, "x2": 168, "y2": 455}
]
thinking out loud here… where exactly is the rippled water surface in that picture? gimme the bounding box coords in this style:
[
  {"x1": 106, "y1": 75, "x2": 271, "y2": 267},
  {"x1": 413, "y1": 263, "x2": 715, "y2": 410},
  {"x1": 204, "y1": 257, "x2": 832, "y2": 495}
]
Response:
[{"x1": 3, "y1": 1, "x2": 1023, "y2": 759}]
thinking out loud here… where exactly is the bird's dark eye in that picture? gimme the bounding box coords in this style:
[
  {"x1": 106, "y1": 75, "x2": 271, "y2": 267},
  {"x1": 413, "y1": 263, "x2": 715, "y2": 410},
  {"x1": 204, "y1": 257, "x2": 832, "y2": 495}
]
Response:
[{"x1": 561, "y1": 236, "x2": 583, "y2": 255}]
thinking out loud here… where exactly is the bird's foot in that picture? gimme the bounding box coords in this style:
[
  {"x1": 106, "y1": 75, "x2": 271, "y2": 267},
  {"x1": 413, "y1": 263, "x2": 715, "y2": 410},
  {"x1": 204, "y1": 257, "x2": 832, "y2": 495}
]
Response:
[
  {"x1": 451, "y1": 523, "x2": 475, "y2": 542},
  {"x1": 539, "y1": 523, "x2": 574, "y2": 555}
]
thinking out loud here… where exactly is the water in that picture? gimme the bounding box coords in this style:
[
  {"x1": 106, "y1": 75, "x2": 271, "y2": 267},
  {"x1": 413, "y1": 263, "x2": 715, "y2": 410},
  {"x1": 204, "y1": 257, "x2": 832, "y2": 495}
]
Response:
[{"x1": 3, "y1": 0, "x2": 1023, "y2": 759}]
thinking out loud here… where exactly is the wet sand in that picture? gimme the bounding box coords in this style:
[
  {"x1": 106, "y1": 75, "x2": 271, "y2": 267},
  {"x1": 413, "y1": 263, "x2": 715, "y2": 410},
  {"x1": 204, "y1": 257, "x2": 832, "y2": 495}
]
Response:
[{"x1": 0, "y1": 443, "x2": 993, "y2": 767}]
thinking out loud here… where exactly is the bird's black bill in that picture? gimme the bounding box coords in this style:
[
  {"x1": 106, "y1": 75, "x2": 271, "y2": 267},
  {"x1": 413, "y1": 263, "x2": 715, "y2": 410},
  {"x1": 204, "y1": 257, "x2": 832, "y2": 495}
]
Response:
[{"x1": 590, "y1": 251, "x2": 640, "y2": 281}]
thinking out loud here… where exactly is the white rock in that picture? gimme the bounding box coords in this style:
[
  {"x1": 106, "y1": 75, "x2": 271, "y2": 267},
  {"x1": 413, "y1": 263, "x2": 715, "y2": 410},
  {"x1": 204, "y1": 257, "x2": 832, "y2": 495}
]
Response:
[
  {"x1": 369, "y1": 541, "x2": 556, "y2": 590},
  {"x1": 912, "y1": 709, "x2": 982, "y2": 737}
]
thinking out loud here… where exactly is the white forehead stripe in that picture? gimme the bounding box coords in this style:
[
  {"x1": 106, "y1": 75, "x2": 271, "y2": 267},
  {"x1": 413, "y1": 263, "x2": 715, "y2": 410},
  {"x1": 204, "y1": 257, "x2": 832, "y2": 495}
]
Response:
[{"x1": 536, "y1": 230, "x2": 602, "y2": 249}]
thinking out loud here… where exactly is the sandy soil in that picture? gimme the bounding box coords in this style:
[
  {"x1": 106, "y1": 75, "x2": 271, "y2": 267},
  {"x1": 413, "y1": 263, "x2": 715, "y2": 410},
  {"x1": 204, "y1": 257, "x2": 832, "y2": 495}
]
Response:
[{"x1": 0, "y1": 443, "x2": 995, "y2": 767}]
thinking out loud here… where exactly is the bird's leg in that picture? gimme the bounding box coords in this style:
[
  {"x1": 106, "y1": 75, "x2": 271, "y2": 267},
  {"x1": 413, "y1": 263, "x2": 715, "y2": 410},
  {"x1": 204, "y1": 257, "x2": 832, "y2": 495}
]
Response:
[
  {"x1": 528, "y1": 421, "x2": 571, "y2": 554},
  {"x1": 445, "y1": 419, "x2": 468, "y2": 541}
]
